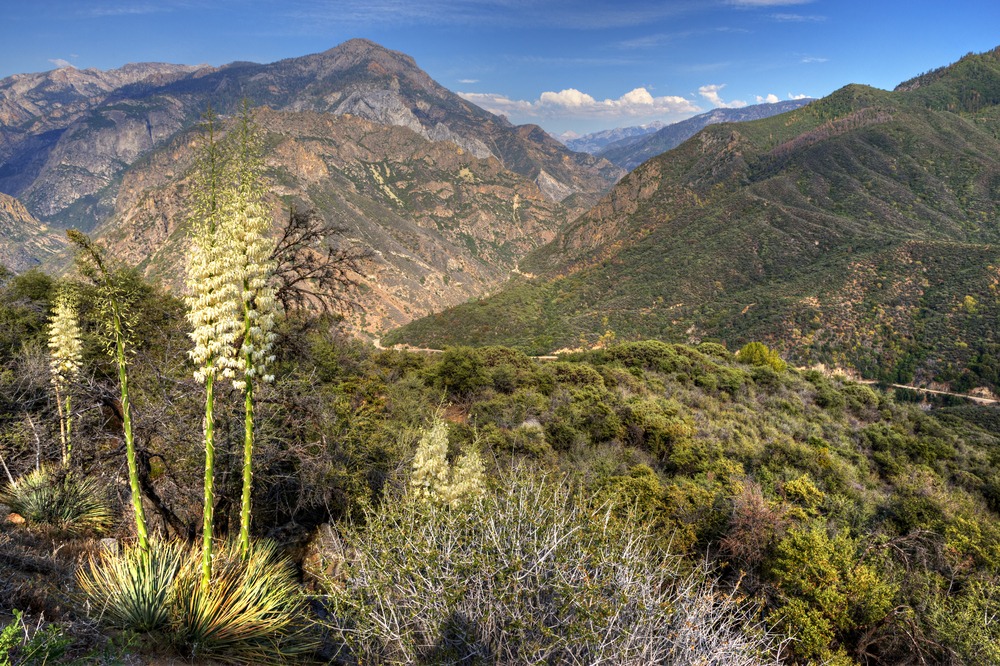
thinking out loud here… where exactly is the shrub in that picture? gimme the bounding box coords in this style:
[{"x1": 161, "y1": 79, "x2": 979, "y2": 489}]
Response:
[
  {"x1": 432, "y1": 346, "x2": 489, "y2": 398},
  {"x1": 1, "y1": 467, "x2": 112, "y2": 535},
  {"x1": 326, "y1": 470, "x2": 780, "y2": 664},
  {"x1": 738, "y1": 342, "x2": 787, "y2": 373},
  {"x1": 0, "y1": 610, "x2": 70, "y2": 666}
]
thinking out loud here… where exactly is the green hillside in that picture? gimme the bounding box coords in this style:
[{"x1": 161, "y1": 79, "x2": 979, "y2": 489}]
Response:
[{"x1": 388, "y1": 48, "x2": 1000, "y2": 391}]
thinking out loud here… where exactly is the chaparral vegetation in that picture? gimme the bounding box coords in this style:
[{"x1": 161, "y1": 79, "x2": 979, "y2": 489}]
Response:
[{"x1": 2, "y1": 88, "x2": 1000, "y2": 665}]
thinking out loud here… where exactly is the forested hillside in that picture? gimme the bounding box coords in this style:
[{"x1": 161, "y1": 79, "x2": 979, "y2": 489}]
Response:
[{"x1": 390, "y1": 47, "x2": 1000, "y2": 394}]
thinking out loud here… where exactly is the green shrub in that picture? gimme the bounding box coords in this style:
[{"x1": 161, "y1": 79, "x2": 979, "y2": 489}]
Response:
[
  {"x1": 738, "y1": 342, "x2": 787, "y2": 373},
  {"x1": 1, "y1": 467, "x2": 112, "y2": 535},
  {"x1": 768, "y1": 525, "x2": 896, "y2": 662},
  {"x1": 0, "y1": 610, "x2": 70, "y2": 666},
  {"x1": 432, "y1": 346, "x2": 489, "y2": 398}
]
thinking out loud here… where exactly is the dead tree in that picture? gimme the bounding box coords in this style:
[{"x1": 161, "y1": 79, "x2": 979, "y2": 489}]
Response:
[{"x1": 270, "y1": 207, "x2": 372, "y2": 316}]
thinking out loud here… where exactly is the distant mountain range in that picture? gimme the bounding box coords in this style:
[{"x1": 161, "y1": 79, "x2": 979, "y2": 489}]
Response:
[
  {"x1": 0, "y1": 39, "x2": 623, "y2": 333},
  {"x1": 388, "y1": 47, "x2": 1000, "y2": 392},
  {"x1": 559, "y1": 121, "x2": 666, "y2": 154},
  {"x1": 596, "y1": 100, "x2": 814, "y2": 170}
]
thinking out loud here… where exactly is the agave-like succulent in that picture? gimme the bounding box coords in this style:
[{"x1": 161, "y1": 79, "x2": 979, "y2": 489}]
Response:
[{"x1": 1, "y1": 467, "x2": 112, "y2": 535}]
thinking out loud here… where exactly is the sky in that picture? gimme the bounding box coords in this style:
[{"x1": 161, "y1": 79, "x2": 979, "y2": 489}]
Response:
[{"x1": 2, "y1": 1, "x2": 998, "y2": 136}]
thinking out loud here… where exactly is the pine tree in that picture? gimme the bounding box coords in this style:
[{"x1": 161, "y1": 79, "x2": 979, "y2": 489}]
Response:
[{"x1": 48, "y1": 285, "x2": 82, "y2": 465}]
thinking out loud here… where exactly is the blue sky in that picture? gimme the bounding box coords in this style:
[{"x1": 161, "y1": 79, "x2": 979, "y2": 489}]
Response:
[{"x1": 2, "y1": 1, "x2": 998, "y2": 135}]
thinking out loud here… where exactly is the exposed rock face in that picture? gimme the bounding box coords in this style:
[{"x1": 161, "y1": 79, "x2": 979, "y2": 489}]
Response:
[
  {"x1": 0, "y1": 192, "x2": 65, "y2": 271},
  {"x1": 91, "y1": 108, "x2": 567, "y2": 335},
  {"x1": 0, "y1": 39, "x2": 621, "y2": 232}
]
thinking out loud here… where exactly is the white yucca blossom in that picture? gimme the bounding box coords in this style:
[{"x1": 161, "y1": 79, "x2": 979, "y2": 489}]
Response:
[
  {"x1": 410, "y1": 418, "x2": 452, "y2": 503},
  {"x1": 48, "y1": 288, "x2": 82, "y2": 387},
  {"x1": 185, "y1": 120, "x2": 241, "y2": 383},
  {"x1": 221, "y1": 112, "x2": 280, "y2": 391},
  {"x1": 410, "y1": 417, "x2": 485, "y2": 507}
]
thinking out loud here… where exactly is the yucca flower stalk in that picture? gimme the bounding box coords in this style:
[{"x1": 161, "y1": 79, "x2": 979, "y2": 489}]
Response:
[
  {"x1": 185, "y1": 107, "x2": 241, "y2": 589},
  {"x1": 226, "y1": 102, "x2": 280, "y2": 561},
  {"x1": 48, "y1": 285, "x2": 82, "y2": 465},
  {"x1": 67, "y1": 230, "x2": 149, "y2": 553}
]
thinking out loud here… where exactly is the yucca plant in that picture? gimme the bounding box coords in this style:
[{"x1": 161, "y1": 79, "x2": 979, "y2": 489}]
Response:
[
  {"x1": 47, "y1": 284, "x2": 82, "y2": 465},
  {"x1": 170, "y1": 539, "x2": 316, "y2": 664},
  {"x1": 1, "y1": 467, "x2": 112, "y2": 535},
  {"x1": 77, "y1": 537, "x2": 188, "y2": 632},
  {"x1": 226, "y1": 102, "x2": 280, "y2": 561},
  {"x1": 186, "y1": 106, "x2": 241, "y2": 586},
  {"x1": 68, "y1": 229, "x2": 150, "y2": 553}
]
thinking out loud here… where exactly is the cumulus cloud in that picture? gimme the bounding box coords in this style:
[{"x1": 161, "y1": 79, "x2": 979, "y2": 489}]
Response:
[
  {"x1": 459, "y1": 87, "x2": 700, "y2": 122},
  {"x1": 698, "y1": 84, "x2": 747, "y2": 109},
  {"x1": 788, "y1": 93, "x2": 810, "y2": 100},
  {"x1": 48, "y1": 59, "x2": 73, "y2": 69},
  {"x1": 756, "y1": 94, "x2": 780, "y2": 104}
]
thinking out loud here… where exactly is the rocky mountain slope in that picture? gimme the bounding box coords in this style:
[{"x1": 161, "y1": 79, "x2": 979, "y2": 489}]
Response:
[
  {"x1": 87, "y1": 107, "x2": 567, "y2": 334},
  {"x1": 0, "y1": 192, "x2": 65, "y2": 272},
  {"x1": 388, "y1": 47, "x2": 1000, "y2": 392},
  {"x1": 598, "y1": 99, "x2": 813, "y2": 170},
  {"x1": 0, "y1": 39, "x2": 620, "y2": 244}
]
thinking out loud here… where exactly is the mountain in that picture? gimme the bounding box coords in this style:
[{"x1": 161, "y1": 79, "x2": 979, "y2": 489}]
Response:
[
  {"x1": 387, "y1": 47, "x2": 1000, "y2": 392},
  {"x1": 82, "y1": 105, "x2": 570, "y2": 335},
  {"x1": 0, "y1": 192, "x2": 65, "y2": 272},
  {"x1": 561, "y1": 121, "x2": 666, "y2": 154},
  {"x1": 0, "y1": 39, "x2": 621, "y2": 238},
  {"x1": 598, "y1": 99, "x2": 813, "y2": 170}
]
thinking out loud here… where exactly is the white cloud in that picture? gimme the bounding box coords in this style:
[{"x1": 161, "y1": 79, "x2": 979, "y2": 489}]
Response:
[
  {"x1": 458, "y1": 78, "x2": 479, "y2": 84},
  {"x1": 48, "y1": 59, "x2": 73, "y2": 69},
  {"x1": 698, "y1": 84, "x2": 747, "y2": 109},
  {"x1": 459, "y1": 86, "x2": 700, "y2": 121},
  {"x1": 788, "y1": 93, "x2": 810, "y2": 100},
  {"x1": 756, "y1": 93, "x2": 780, "y2": 104},
  {"x1": 801, "y1": 56, "x2": 829, "y2": 63},
  {"x1": 771, "y1": 13, "x2": 826, "y2": 21}
]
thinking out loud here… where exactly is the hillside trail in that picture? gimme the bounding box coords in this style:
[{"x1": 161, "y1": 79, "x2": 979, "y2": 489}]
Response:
[
  {"x1": 372, "y1": 338, "x2": 998, "y2": 405},
  {"x1": 852, "y1": 379, "x2": 999, "y2": 405}
]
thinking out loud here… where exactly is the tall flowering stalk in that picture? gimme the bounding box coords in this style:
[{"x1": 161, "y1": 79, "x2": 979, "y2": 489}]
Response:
[
  {"x1": 185, "y1": 107, "x2": 241, "y2": 588},
  {"x1": 67, "y1": 230, "x2": 149, "y2": 553},
  {"x1": 48, "y1": 286, "x2": 82, "y2": 465},
  {"x1": 227, "y1": 103, "x2": 280, "y2": 561}
]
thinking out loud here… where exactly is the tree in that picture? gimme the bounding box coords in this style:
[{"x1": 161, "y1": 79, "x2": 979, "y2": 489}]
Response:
[
  {"x1": 68, "y1": 230, "x2": 150, "y2": 553},
  {"x1": 270, "y1": 206, "x2": 371, "y2": 315},
  {"x1": 47, "y1": 284, "x2": 82, "y2": 465}
]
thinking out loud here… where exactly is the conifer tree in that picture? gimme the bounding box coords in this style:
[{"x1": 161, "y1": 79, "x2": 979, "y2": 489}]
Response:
[
  {"x1": 48, "y1": 285, "x2": 82, "y2": 465},
  {"x1": 185, "y1": 107, "x2": 241, "y2": 587}
]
